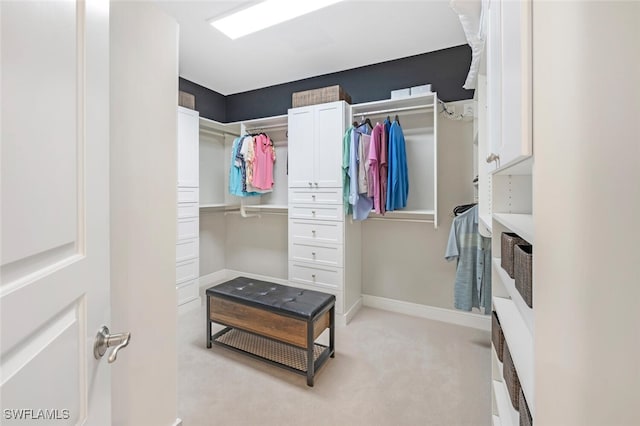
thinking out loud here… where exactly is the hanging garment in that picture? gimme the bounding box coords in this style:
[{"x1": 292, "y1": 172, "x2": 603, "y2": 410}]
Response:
[
  {"x1": 348, "y1": 125, "x2": 373, "y2": 220},
  {"x1": 229, "y1": 137, "x2": 259, "y2": 197},
  {"x1": 368, "y1": 123, "x2": 387, "y2": 215},
  {"x1": 444, "y1": 205, "x2": 492, "y2": 314},
  {"x1": 251, "y1": 133, "x2": 276, "y2": 190},
  {"x1": 386, "y1": 120, "x2": 409, "y2": 211},
  {"x1": 240, "y1": 135, "x2": 255, "y2": 189},
  {"x1": 358, "y1": 133, "x2": 371, "y2": 195},
  {"x1": 342, "y1": 126, "x2": 353, "y2": 214}
]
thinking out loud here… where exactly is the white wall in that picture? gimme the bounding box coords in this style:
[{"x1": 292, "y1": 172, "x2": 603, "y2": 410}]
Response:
[
  {"x1": 362, "y1": 112, "x2": 475, "y2": 309},
  {"x1": 199, "y1": 211, "x2": 226, "y2": 276},
  {"x1": 533, "y1": 2, "x2": 640, "y2": 424},
  {"x1": 110, "y1": 2, "x2": 178, "y2": 425}
]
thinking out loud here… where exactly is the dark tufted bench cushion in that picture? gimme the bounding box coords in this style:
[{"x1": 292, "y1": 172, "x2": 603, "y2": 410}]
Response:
[
  {"x1": 206, "y1": 277, "x2": 335, "y2": 386},
  {"x1": 207, "y1": 276, "x2": 335, "y2": 320}
]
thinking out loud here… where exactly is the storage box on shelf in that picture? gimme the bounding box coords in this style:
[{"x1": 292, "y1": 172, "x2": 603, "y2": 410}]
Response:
[
  {"x1": 514, "y1": 244, "x2": 533, "y2": 308},
  {"x1": 501, "y1": 232, "x2": 527, "y2": 278},
  {"x1": 519, "y1": 388, "x2": 533, "y2": 426},
  {"x1": 492, "y1": 311, "x2": 505, "y2": 362},
  {"x1": 502, "y1": 343, "x2": 521, "y2": 410},
  {"x1": 292, "y1": 85, "x2": 351, "y2": 108}
]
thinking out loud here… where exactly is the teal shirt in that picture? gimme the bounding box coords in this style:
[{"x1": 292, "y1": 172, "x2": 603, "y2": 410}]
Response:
[
  {"x1": 445, "y1": 206, "x2": 492, "y2": 313},
  {"x1": 342, "y1": 127, "x2": 353, "y2": 214}
]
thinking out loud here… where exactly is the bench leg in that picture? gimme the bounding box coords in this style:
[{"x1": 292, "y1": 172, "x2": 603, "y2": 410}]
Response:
[
  {"x1": 329, "y1": 304, "x2": 335, "y2": 358},
  {"x1": 306, "y1": 320, "x2": 314, "y2": 387},
  {"x1": 206, "y1": 296, "x2": 212, "y2": 348}
]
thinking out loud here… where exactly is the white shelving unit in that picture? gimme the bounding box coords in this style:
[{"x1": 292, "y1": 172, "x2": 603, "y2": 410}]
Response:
[
  {"x1": 493, "y1": 258, "x2": 534, "y2": 333},
  {"x1": 493, "y1": 214, "x2": 534, "y2": 245},
  {"x1": 350, "y1": 93, "x2": 439, "y2": 227},
  {"x1": 493, "y1": 380, "x2": 519, "y2": 426}
]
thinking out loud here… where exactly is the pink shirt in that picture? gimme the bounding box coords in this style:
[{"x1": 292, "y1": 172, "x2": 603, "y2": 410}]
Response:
[
  {"x1": 368, "y1": 124, "x2": 386, "y2": 215},
  {"x1": 251, "y1": 134, "x2": 276, "y2": 190}
]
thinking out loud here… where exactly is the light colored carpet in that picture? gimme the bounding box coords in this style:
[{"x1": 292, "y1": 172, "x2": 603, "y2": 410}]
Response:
[{"x1": 177, "y1": 304, "x2": 491, "y2": 426}]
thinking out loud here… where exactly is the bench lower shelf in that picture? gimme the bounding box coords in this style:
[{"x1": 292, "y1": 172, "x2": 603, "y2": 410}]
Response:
[{"x1": 211, "y1": 327, "x2": 333, "y2": 385}]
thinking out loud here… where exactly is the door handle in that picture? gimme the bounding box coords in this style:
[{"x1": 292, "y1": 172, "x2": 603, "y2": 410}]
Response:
[{"x1": 94, "y1": 325, "x2": 131, "y2": 363}]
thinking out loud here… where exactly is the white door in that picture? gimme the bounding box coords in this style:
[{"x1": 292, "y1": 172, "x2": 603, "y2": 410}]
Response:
[
  {"x1": 177, "y1": 106, "x2": 200, "y2": 188},
  {"x1": 288, "y1": 106, "x2": 315, "y2": 188},
  {"x1": 1, "y1": 2, "x2": 112, "y2": 425},
  {"x1": 315, "y1": 102, "x2": 345, "y2": 188}
]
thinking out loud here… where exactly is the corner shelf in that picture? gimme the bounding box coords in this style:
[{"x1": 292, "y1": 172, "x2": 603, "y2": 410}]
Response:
[
  {"x1": 493, "y1": 214, "x2": 534, "y2": 245},
  {"x1": 493, "y1": 379, "x2": 518, "y2": 426},
  {"x1": 493, "y1": 297, "x2": 534, "y2": 415},
  {"x1": 493, "y1": 258, "x2": 534, "y2": 334}
]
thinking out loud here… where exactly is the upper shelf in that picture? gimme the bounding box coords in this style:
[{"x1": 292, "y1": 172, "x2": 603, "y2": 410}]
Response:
[
  {"x1": 351, "y1": 92, "x2": 437, "y2": 116},
  {"x1": 493, "y1": 213, "x2": 534, "y2": 245},
  {"x1": 199, "y1": 116, "x2": 240, "y2": 136},
  {"x1": 491, "y1": 156, "x2": 533, "y2": 176}
]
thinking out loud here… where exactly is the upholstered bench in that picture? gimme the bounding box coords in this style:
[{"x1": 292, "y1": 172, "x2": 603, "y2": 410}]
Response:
[{"x1": 206, "y1": 277, "x2": 335, "y2": 386}]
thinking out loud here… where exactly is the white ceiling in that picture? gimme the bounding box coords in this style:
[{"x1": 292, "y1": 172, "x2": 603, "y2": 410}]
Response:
[{"x1": 155, "y1": 1, "x2": 467, "y2": 95}]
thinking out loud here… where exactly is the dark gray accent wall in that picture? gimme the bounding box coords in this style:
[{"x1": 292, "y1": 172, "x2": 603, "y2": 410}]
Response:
[
  {"x1": 180, "y1": 44, "x2": 473, "y2": 123},
  {"x1": 179, "y1": 77, "x2": 226, "y2": 122}
]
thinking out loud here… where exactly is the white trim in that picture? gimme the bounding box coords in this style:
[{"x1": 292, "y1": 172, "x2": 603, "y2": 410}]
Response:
[
  {"x1": 343, "y1": 297, "x2": 363, "y2": 325},
  {"x1": 199, "y1": 269, "x2": 228, "y2": 288},
  {"x1": 223, "y1": 269, "x2": 291, "y2": 286},
  {"x1": 177, "y1": 297, "x2": 201, "y2": 315},
  {"x1": 172, "y1": 419, "x2": 183, "y2": 426},
  {"x1": 362, "y1": 294, "x2": 490, "y2": 331}
]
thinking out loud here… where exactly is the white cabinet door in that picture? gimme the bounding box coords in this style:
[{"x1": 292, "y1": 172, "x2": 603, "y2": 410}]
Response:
[
  {"x1": 177, "y1": 106, "x2": 199, "y2": 187},
  {"x1": 315, "y1": 102, "x2": 345, "y2": 188},
  {"x1": 288, "y1": 106, "x2": 315, "y2": 187},
  {"x1": 486, "y1": 0, "x2": 532, "y2": 169},
  {"x1": 1, "y1": 1, "x2": 111, "y2": 423}
]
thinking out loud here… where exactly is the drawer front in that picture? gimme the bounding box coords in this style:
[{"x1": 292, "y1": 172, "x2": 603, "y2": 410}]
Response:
[
  {"x1": 176, "y1": 279, "x2": 199, "y2": 305},
  {"x1": 289, "y1": 241, "x2": 343, "y2": 267},
  {"x1": 290, "y1": 204, "x2": 343, "y2": 221},
  {"x1": 288, "y1": 261, "x2": 342, "y2": 291},
  {"x1": 177, "y1": 217, "x2": 199, "y2": 241},
  {"x1": 176, "y1": 258, "x2": 199, "y2": 284},
  {"x1": 178, "y1": 187, "x2": 199, "y2": 203},
  {"x1": 286, "y1": 281, "x2": 345, "y2": 315},
  {"x1": 288, "y1": 188, "x2": 342, "y2": 205},
  {"x1": 177, "y1": 203, "x2": 199, "y2": 219},
  {"x1": 176, "y1": 238, "x2": 199, "y2": 263},
  {"x1": 289, "y1": 219, "x2": 343, "y2": 244}
]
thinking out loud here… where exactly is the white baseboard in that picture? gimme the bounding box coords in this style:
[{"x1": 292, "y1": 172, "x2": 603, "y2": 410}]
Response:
[
  {"x1": 199, "y1": 269, "x2": 228, "y2": 288},
  {"x1": 177, "y1": 297, "x2": 201, "y2": 315},
  {"x1": 343, "y1": 297, "x2": 363, "y2": 325},
  {"x1": 362, "y1": 294, "x2": 490, "y2": 331},
  {"x1": 172, "y1": 418, "x2": 182, "y2": 426}
]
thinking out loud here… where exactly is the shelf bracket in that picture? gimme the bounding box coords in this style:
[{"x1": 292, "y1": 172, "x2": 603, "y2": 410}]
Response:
[{"x1": 239, "y1": 200, "x2": 261, "y2": 219}]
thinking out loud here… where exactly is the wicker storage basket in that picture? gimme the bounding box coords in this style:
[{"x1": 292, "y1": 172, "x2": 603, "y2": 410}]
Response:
[
  {"x1": 501, "y1": 233, "x2": 527, "y2": 278},
  {"x1": 179, "y1": 91, "x2": 195, "y2": 109},
  {"x1": 514, "y1": 244, "x2": 533, "y2": 308},
  {"x1": 292, "y1": 85, "x2": 351, "y2": 108},
  {"x1": 519, "y1": 388, "x2": 533, "y2": 426},
  {"x1": 492, "y1": 311, "x2": 505, "y2": 362},
  {"x1": 503, "y1": 343, "x2": 521, "y2": 410}
]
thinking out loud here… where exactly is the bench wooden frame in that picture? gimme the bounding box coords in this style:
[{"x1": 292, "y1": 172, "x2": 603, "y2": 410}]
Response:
[{"x1": 206, "y1": 289, "x2": 335, "y2": 387}]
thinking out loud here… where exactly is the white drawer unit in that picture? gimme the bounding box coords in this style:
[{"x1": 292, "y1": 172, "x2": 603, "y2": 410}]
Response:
[
  {"x1": 176, "y1": 279, "x2": 199, "y2": 305},
  {"x1": 177, "y1": 217, "x2": 199, "y2": 241},
  {"x1": 290, "y1": 204, "x2": 343, "y2": 221},
  {"x1": 289, "y1": 241, "x2": 343, "y2": 267},
  {"x1": 288, "y1": 188, "x2": 342, "y2": 205},
  {"x1": 289, "y1": 219, "x2": 343, "y2": 244},
  {"x1": 177, "y1": 203, "x2": 198, "y2": 219},
  {"x1": 178, "y1": 187, "x2": 199, "y2": 203},
  {"x1": 289, "y1": 261, "x2": 342, "y2": 290},
  {"x1": 176, "y1": 258, "x2": 199, "y2": 285},
  {"x1": 176, "y1": 238, "x2": 199, "y2": 263}
]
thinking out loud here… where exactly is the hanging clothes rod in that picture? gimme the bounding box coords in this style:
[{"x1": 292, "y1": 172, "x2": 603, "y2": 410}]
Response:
[
  {"x1": 245, "y1": 123, "x2": 288, "y2": 132},
  {"x1": 200, "y1": 128, "x2": 237, "y2": 138},
  {"x1": 365, "y1": 216, "x2": 435, "y2": 224},
  {"x1": 351, "y1": 104, "x2": 434, "y2": 118}
]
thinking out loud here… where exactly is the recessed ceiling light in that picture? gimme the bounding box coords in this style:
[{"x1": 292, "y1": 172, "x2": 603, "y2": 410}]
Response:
[{"x1": 210, "y1": 0, "x2": 344, "y2": 40}]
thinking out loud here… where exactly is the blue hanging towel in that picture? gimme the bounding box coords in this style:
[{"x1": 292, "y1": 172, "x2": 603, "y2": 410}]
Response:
[{"x1": 386, "y1": 120, "x2": 409, "y2": 211}]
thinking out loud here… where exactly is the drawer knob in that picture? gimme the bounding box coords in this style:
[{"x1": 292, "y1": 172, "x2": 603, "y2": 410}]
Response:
[
  {"x1": 312, "y1": 195, "x2": 316, "y2": 200},
  {"x1": 311, "y1": 230, "x2": 316, "y2": 235},
  {"x1": 311, "y1": 274, "x2": 316, "y2": 279},
  {"x1": 314, "y1": 182, "x2": 318, "y2": 187},
  {"x1": 308, "y1": 182, "x2": 312, "y2": 187},
  {"x1": 312, "y1": 210, "x2": 316, "y2": 215},
  {"x1": 311, "y1": 252, "x2": 316, "y2": 256}
]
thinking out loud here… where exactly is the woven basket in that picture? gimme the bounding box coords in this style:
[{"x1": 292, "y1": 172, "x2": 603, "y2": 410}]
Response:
[
  {"x1": 179, "y1": 91, "x2": 195, "y2": 109},
  {"x1": 292, "y1": 85, "x2": 351, "y2": 108},
  {"x1": 503, "y1": 343, "x2": 521, "y2": 410},
  {"x1": 514, "y1": 244, "x2": 533, "y2": 308},
  {"x1": 492, "y1": 311, "x2": 505, "y2": 362},
  {"x1": 519, "y1": 388, "x2": 533, "y2": 426},
  {"x1": 501, "y1": 233, "x2": 527, "y2": 278}
]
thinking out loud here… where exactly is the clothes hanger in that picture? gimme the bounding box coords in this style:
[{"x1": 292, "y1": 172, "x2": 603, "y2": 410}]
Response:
[{"x1": 394, "y1": 114, "x2": 400, "y2": 125}]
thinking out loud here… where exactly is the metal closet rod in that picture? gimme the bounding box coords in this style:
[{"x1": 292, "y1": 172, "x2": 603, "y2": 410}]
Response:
[
  {"x1": 200, "y1": 128, "x2": 236, "y2": 138},
  {"x1": 245, "y1": 123, "x2": 288, "y2": 132},
  {"x1": 351, "y1": 103, "x2": 434, "y2": 118}
]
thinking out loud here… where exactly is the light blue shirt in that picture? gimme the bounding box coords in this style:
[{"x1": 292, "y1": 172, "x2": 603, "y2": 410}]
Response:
[
  {"x1": 349, "y1": 125, "x2": 373, "y2": 220},
  {"x1": 445, "y1": 206, "x2": 492, "y2": 313},
  {"x1": 229, "y1": 136, "x2": 259, "y2": 197},
  {"x1": 386, "y1": 120, "x2": 408, "y2": 211}
]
